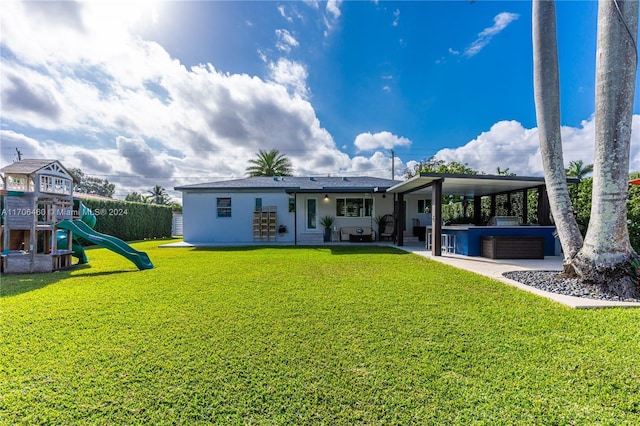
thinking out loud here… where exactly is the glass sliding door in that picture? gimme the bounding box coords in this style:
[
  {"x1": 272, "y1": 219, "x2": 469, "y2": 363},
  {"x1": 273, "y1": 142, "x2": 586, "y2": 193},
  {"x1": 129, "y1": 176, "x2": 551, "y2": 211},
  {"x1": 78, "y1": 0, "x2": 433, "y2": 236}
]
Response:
[{"x1": 306, "y1": 198, "x2": 317, "y2": 230}]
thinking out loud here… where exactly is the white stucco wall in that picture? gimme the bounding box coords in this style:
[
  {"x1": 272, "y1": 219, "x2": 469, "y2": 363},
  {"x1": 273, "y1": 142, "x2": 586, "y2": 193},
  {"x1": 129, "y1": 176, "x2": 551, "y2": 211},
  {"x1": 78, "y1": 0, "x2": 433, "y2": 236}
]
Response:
[
  {"x1": 405, "y1": 196, "x2": 433, "y2": 228},
  {"x1": 182, "y1": 190, "x2": 295, "y2": 244},
  {"x1": 294, "y1": 193, "x2": 395, "y2": 237},
  {"x1": 182, "y1": 190, "x2": 401, "y2": 244}
]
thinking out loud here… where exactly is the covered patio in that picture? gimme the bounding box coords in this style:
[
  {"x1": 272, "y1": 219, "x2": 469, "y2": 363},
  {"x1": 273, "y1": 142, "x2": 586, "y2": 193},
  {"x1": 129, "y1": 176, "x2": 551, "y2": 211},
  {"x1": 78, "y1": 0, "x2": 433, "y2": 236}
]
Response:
[{"x1": 387, "y1": 173, "x2": 578, "y2": 257}]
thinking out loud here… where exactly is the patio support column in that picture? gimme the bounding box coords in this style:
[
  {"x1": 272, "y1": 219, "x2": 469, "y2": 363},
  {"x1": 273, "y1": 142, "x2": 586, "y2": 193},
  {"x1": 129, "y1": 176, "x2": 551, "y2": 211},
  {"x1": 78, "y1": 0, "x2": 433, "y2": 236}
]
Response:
[
  {"x1": 473, "y1": 196, "x2": 482, "y2": 225},
  {"x1": 432, "y1": 179, "x2": 442, "y2": 256},
  {"x1": 537, "y1": 185, "x2": 552, "y2": 225},
  {"x1": 490, "y1": 194, "x2": 496, "y2": 218},
  {"x1": 397, "y1": 193, "x2": 404, "y2": 246}
]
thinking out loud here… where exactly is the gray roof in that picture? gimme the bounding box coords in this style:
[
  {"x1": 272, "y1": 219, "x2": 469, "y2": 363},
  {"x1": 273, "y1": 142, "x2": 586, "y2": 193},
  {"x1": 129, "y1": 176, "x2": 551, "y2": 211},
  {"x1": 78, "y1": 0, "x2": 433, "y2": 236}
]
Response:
[
  {"x1": 1, "y1": 159, "x2": 59, "y2": 174},
  {"x1": 175, "y1": 176, "x2": 400, "y2": 193},
  {"x1": 0, "y1": 159, "x2": 78, "y2": 183}
]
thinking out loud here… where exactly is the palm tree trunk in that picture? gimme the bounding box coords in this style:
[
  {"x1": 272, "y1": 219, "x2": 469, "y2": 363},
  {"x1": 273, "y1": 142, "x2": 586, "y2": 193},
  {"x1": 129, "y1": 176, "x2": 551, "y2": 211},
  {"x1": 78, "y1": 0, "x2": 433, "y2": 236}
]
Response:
[
  {"x1": 573, "y1": 0, "x2": 639, "y2": 297},
  {"x1": 532, "y1": 0, "x2": 583, "y2": 269}
]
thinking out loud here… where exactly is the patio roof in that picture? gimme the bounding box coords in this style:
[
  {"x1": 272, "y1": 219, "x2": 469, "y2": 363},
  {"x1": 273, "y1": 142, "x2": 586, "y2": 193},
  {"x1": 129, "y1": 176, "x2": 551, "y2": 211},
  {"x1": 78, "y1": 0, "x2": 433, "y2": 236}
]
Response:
[{"x1": 387, "y1": 173, "x2": 578, "y2": 197}]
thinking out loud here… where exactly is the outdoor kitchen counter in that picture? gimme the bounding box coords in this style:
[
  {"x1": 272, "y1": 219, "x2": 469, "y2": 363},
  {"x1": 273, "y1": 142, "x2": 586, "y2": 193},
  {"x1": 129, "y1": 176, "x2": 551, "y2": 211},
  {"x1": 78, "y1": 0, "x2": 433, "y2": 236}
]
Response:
[{"x1": 425, "y1": 225, "x2": 559, "y2": 256}]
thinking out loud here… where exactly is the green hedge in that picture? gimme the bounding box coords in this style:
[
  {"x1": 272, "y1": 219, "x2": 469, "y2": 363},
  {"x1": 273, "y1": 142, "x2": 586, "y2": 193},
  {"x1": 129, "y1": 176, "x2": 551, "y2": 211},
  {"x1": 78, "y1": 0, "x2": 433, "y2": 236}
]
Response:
[
  {"x1": 569, "y1": 174, "x2": 640, "y2": 253},
  {"x1": 80, "y1": 199, "x2": 172, "y2": 242}
]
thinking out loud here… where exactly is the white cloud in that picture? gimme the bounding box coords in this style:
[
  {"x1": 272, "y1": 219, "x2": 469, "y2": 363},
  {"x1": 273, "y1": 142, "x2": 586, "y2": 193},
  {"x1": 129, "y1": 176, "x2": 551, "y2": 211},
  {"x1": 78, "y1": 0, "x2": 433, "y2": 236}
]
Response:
[
  {"x1": 275, "y1": 29, "x2": 299, "y2": 53},
  {"x1": 268, "y1": 58, "x2": 309, "y2": 98},
  {"x1": 277, "y1": 5, "x2": 293, "y2": 22},
  {"x1": 0, "y1": 1, "x2": 362, "y2": 200},
  {"x1": 392, "y1": 9, "x2": 400, "y2": 27},
  {"x1": 354, "y1": 131, "x2": 412, "y2": 152},
  {"x1": 116, "y1": 136, "x2": 175, "y2": 178},
  {"x1": 323, "y1": 0, "x2": 343, "y2": 36},
  {"x1": 464, "y1": 12, "x2": 519, "y2": 57},
  {"x1": 326, "y1": 0, "x2": 342, "y2": 19},
  {"x1": 434, "y1": 116, "x2": 640, "y2": 176},
  {"x1": 0, "y1": 131, "x2": 47, "y2": 165}
]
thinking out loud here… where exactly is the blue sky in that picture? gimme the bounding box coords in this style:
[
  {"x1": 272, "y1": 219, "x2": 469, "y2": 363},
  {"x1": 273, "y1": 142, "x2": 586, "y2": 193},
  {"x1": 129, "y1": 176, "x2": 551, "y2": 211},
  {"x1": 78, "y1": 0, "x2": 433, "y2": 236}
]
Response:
[{"x1": 1, "y1": 0, "x2": 639, "y2": 200}]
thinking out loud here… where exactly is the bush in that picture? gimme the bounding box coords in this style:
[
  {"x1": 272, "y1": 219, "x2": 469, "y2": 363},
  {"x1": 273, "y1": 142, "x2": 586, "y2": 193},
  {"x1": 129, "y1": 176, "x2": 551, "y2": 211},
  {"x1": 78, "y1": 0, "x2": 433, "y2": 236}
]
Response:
[
  {"x1": 569, "y1": 174, "x2": 640, "y2": 253},
  {"x1": 80, "y1": 199, "x2": 172, "y2": 242}
]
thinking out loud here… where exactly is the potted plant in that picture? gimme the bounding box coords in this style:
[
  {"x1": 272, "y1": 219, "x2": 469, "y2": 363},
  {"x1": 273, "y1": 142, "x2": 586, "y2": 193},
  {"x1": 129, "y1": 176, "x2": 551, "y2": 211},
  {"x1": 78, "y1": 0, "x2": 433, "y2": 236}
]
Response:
[{"x1": 319, "y1": 215, "x2": 335, "y2": 242}]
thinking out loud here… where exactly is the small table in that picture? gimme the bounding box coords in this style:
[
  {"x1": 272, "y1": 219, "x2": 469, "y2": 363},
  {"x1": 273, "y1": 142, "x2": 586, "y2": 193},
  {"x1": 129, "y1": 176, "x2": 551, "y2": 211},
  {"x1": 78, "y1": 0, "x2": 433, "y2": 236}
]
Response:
[{"x1": 349, "y1": 234, "x2": 372, "y2": 242}]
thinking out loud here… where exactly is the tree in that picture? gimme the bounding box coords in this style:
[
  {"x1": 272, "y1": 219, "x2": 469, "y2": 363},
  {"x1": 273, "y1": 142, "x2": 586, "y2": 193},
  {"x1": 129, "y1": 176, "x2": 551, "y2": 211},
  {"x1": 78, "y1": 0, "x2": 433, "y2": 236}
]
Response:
[
  {"x1": 125, "y1": 192, "x2": 147, "y2": 203},
  {"x1": 496, "y1": 167, "x2": 516, "y2": 176},
  {"x1": 147, "y1": 185, "x2": 170, "y2": 205},
  {"x1": 246, "y1": 149, "x2": 293, "y2": 177},
  {"x1": 533, "y1": 0, "x2": 638, "y2": 297},
  {"x1": 407, "y1": 157, "x2": 478, "y2": 178},
  {"x1": 565, "y1": 160, "x2": 594, "y2": 180},
  {"x1": 69, "y1": 168, "x2": 115, "y2": 198},
  {"x1": 169, "y1": 202, "x2": 183, "y2": 214}
]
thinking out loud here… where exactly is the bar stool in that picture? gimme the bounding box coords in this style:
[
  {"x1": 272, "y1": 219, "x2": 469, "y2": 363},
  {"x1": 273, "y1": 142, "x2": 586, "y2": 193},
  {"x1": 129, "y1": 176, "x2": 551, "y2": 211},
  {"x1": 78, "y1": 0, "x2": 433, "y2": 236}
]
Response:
[
  {"x1": 442, "y1": 233, "x2": 456, "y2": 254},
  {"x1": 426, "y1": 232, "x2": 456, "y2": 254}
]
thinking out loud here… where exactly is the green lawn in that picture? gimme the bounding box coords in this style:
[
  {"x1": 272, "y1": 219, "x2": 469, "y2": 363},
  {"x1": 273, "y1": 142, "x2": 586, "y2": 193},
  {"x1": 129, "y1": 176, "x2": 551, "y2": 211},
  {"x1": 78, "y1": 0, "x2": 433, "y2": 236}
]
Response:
[{"x1": 2, "y1": 241, "x2": 640, "y2": 424}]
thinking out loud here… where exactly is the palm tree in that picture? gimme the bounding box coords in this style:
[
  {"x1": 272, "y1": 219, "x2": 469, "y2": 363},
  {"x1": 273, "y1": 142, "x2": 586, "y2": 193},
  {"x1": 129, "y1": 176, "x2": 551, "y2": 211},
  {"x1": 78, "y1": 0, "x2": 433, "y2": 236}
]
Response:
[
  {"x1": 246, "y1": 149, "x2": 293, "y2": 177},
  {"x1": 533, "y1": 0, "x2": 638, "y2": 297},
  {"x1": 565, "y1": 160, "x2": 594, "y2": 180},
  {"x1": 125, "y1": 192, "x2": 145, "y2": 203},
  {"x1": 496, "y1": 167, "x2": 516, "y2": 176},
  {"x1": 533, "y1": 0, "x2": 584, "y2": 270},
  {"x1": 147, "y1": 185, "x2": 170, "y2": 205}
]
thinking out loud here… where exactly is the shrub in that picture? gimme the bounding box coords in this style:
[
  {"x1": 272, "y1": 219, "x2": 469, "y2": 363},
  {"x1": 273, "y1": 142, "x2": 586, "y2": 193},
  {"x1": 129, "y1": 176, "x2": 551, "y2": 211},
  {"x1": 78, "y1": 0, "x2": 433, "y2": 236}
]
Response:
[
  {"x1": 569, "y1": 174, "x2": 640, "y2": 253},
  {"x1": 80, "y1": 199, "x2": 172, "y2": 242}
]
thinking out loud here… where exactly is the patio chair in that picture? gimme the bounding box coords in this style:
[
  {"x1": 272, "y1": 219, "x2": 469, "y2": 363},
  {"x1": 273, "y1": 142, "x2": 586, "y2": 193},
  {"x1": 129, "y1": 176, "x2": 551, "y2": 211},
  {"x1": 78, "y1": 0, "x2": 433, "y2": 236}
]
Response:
[{"x1": 380, "y1": 214, "x2": 395, "y2": 241}]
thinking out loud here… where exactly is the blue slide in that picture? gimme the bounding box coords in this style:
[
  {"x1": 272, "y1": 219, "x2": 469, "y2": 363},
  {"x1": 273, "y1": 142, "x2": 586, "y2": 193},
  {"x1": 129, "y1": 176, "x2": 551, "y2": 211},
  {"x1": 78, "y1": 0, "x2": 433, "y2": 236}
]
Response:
[{"x1": 56, "y1": 220, "x2": 153, "y2": 270}]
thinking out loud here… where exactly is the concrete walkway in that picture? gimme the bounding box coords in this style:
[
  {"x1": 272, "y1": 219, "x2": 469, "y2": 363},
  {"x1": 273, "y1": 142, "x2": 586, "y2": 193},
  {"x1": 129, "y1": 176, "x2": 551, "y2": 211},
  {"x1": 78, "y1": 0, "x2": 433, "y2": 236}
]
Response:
[{"x1": 398, "y1": 244, "x2": 640, "y2": 309}]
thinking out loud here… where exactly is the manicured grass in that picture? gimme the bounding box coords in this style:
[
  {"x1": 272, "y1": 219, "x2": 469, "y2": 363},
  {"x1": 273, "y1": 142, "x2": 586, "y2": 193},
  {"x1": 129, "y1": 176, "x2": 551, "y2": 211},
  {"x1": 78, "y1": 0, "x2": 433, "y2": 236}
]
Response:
[{"x1": 2, "y1": 240, "x2": 640, "y2": 424}]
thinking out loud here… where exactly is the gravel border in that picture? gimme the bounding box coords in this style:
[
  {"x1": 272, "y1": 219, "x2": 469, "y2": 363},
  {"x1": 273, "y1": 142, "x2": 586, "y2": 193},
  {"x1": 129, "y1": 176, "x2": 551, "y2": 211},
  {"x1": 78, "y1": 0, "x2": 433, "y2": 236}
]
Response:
[{"x1": 503, "y1": 270, "x2": 640, "y2": 303}]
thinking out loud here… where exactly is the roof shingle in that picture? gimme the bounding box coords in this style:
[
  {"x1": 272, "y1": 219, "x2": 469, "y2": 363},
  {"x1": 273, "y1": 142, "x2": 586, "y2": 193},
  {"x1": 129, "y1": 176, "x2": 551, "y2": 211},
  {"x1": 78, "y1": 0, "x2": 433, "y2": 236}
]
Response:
[{"x1": 175, "y1": 176, "x2": 400, "y2": 192}]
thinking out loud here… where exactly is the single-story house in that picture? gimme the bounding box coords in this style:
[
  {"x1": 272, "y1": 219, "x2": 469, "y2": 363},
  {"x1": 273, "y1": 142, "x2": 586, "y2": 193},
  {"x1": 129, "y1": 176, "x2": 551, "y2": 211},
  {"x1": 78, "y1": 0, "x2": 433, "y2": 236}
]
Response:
[
  {"x1": 175, "y1": 176, "x2": 435, "y2": 245},
  {"x1": 175, "y1": 173, "x2": 572, "y2": 257}
]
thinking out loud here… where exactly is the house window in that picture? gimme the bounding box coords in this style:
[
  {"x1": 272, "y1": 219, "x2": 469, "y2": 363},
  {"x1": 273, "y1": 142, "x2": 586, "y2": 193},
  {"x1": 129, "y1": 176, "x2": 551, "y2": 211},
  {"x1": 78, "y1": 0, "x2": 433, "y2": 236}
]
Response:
[
  {"x1": 54, "y1": 177, "x2": 72, "y2": 195},
  {"x1": 217, "y1": 198, "x2": 231, "y2": 218},
  {"x1": 288, "y1": 196, "x2": 295, "y2": 213},
  {"x1": 255, "y1": 198, "x2": 262, "y2": 211},
  {"x1": 7, "y1": 175, "x2": 27, "y2": 191},
  {"x1": 40, "y1": 175, "x2": 53, "y2": 193},
  {"x1": 336, "y1": 197, "x2": 374, "y2": 217}
]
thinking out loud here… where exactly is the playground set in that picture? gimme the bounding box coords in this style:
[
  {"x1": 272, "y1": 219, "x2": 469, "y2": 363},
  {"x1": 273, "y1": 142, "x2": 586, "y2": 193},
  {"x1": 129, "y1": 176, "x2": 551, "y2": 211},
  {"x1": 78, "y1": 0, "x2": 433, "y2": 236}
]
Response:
[{"x1": 0, "y1": 159, "x2": 153, "y2": 274}]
